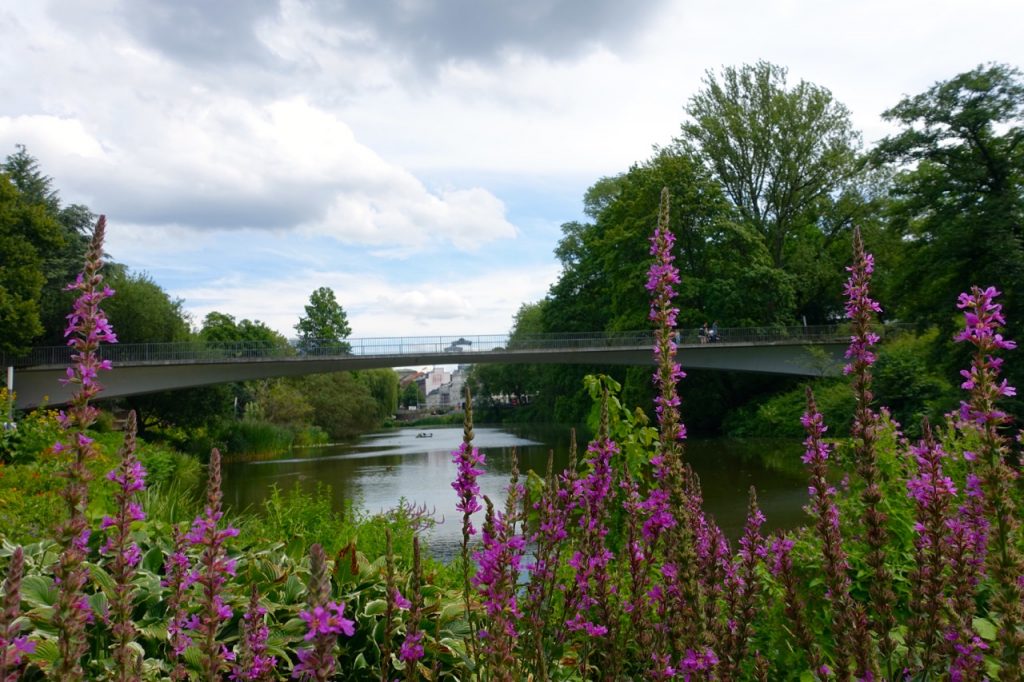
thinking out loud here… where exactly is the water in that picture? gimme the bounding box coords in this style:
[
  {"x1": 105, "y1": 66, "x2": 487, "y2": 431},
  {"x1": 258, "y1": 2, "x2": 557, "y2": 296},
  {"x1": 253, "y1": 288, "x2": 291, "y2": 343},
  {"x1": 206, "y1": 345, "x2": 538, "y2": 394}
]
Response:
[{"x1": 221, "y1": 425, "x2": 810, "y2": 560}]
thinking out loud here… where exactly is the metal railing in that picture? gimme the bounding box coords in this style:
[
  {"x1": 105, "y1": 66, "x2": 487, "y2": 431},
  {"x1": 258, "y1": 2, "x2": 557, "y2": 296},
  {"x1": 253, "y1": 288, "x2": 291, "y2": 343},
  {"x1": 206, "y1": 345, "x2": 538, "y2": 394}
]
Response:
[{"x1": 3, "y1": 323, "x2": 912, "y2": 369}]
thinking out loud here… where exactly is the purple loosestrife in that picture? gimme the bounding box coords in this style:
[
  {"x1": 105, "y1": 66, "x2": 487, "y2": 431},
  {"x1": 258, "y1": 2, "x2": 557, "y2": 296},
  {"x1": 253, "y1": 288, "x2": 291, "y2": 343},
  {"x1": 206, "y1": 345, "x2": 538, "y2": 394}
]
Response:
[
  {"x1": 646, "y1": 188, "x2": 702, "y2": 658},
  {"x1": 162, "y1": 525, "x2": 192, "y2": 681},
  {"x1": 100, "y1": 410, "x2": 146, "y2": 682},
  {"x1": 0, "y1": 547, "x2": 33, "y2": 682},
  {"x1": 399, "y1": 537, "x2": 426, "y2": 682},
  {"x1": 53, "y1": 215, "x2": 116, "y2": 681},
  {"x1": 522, "y1": 451, "x2": 571, "y2": 679},
  {"x1": 769, "y1": 534, "x2": 825, "y2": 677},
  {"x1": 564, "y1": 435, "x2": 620, "y2": 679},
  {"x1": 943, "y1": 472, "x2": 989, "y2": 681},
  {"x1": 904, "y1": 422, "x2": 957, "y2": 674},
  {"x1": 843, "y1": 228, "x2": 895, "y2": 670},
  {"x1": 184, "y1": 448, "x2": 240, "y2": 681},
  {"x1": 954, "y1": 285, "x2": 1024, "y2": 677},
  {"x1": 451, "y1": 390, "x2": 484, "y2": 673},
  {"x1": 294, "y1": 544, "x2": 355, "y2": 681},
  {"x1": 717, "y1": 489, "x2": 767, "y2": 680},
  {"x1": 802, "y1": 387, "x2": 873, "y2": 680},
  {"x1": 646, "y1": 188, "x2": 686, "y2": 470},
  {"x1": 229, "y1": 587, "x2": 276, "y2": 681},
  {"x1": 472, "y1": 457, "x2": 526, "y2": 681}
]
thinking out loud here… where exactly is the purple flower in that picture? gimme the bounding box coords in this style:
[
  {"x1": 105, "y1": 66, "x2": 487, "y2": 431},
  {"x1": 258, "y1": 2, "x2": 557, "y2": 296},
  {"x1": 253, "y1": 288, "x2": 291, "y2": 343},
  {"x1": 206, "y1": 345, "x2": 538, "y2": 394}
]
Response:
[
  {"x1": 647, "y1": 193, "x2": 688, "y2": 461},
  {"x1": 391, "y1": 587, "x2": 411, "y2": 610},
  {"x1": 293, "y1": 544, "x2": 353, "y2": 681},
  {"x1": 181, "y1": 448, "x2": 238, "y2": 679},
  {"x1": 230, "y1": 588, "x2": 277, "y2": 681},
  {"x1": 53, "y1": 216, "x2": 116, "y2": 682},
  {"x1": 299, "y1": 602, "x2": 355, "y2": 640},
  {"x1": 954, "y1": 286, "x2": 1017, "y2": 427},
  {"x1": 451, "y1": 442, "x2": 485, "y2": 535},
  {"x1": 398, "y1": 630, "x2": 425, "y2": 663}
]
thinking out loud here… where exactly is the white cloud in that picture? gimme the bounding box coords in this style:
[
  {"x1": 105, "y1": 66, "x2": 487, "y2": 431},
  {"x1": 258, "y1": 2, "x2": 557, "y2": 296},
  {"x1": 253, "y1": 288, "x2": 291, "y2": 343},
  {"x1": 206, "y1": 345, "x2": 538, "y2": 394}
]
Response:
[{"x1": 173, "y1": 262, "x2": 560, "y2": 339}]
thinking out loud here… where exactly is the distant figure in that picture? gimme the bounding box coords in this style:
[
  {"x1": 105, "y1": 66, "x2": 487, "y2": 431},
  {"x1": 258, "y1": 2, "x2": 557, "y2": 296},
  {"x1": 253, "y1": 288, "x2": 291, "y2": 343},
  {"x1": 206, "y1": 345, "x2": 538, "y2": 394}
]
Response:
[
  {"x1": 700, "y1": 323, "x2": 709, "y2": 344},
  {"x1": 710, "y1": 321, "x2": 719, "y2": 343}
]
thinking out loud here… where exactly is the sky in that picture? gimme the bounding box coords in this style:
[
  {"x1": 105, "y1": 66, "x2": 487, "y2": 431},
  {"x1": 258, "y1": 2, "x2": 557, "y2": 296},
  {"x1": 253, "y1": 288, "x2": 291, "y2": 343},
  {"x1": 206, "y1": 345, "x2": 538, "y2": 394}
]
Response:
[{"x1": 2, "y1": 0, "x2": 1023, "y2": 341}]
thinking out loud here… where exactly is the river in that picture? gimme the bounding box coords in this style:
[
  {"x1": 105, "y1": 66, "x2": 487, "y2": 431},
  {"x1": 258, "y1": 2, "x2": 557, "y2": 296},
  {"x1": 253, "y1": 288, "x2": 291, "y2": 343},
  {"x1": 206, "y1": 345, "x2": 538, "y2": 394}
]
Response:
[{"x1": 221, "y1": 424, "x2": 810, "y2": 561}]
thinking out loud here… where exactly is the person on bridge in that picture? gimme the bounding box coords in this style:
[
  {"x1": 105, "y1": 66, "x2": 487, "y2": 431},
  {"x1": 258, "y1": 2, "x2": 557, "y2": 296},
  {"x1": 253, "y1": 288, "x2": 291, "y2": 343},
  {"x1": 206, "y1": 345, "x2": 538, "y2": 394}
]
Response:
[
  {"x1": 710, "y1": 321, "x2": 719, "y2": 343},
  {"x1": 699, "y1": 323, "x2": 708, "y2": 344}
]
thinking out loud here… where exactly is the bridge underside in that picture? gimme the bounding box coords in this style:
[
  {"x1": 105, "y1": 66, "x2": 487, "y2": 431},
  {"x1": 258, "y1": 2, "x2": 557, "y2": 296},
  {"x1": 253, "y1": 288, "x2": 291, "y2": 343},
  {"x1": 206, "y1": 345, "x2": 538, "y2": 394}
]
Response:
[{"x1": 11, "y1": 343, "x2": 847, "y2": 410}]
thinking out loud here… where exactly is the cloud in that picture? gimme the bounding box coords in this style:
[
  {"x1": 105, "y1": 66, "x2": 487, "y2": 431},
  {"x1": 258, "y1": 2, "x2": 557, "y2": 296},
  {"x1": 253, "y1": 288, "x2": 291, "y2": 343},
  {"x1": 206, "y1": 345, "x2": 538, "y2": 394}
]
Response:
[
  {"x1": 0, "y1": 96, "x2": 517, "y2": 250},
  {"x1": 173, "y1": 262, "x2": 561, "y2": 338},
  {"x1": 307, "y1": 0, "x2": 670, "y2": 70}
]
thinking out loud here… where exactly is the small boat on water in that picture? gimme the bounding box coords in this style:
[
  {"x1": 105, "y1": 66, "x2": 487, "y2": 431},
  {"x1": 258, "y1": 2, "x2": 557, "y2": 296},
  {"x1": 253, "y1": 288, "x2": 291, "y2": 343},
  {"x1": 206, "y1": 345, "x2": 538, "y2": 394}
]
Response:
[{"x1": 415, "y1": 432, "x2": 433, "y2": 438}]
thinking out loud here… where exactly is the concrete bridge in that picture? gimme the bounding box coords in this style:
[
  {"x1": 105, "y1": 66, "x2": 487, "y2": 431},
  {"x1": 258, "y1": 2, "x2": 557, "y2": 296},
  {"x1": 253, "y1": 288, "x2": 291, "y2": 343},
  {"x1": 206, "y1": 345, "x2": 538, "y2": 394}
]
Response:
[{"x1": 4, "y1": 324, "x2": 882, "y2": 410}]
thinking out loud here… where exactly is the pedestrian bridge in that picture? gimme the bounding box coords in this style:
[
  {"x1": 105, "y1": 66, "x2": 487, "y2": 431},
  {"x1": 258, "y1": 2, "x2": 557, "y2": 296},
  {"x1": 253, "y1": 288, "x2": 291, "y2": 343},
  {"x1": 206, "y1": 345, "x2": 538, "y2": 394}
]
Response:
[{"x1": 5, "y1": 324, "x2": 886, "y2": 410}]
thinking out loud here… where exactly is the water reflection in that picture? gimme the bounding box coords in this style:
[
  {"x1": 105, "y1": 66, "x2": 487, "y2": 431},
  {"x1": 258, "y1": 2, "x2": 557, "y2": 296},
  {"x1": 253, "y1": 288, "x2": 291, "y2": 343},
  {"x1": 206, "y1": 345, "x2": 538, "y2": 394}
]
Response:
[{"x1": 221, "y1": 426, "x2": 810, "y2": 561}]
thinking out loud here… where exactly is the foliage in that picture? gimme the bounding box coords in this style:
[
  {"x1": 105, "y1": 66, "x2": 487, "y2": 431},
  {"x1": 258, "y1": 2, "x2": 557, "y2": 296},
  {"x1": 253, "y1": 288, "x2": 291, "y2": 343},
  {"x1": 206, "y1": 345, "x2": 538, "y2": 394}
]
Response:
[
  {"x1": 679, "y1": 61, "x2": 864, "y2": 273},
  {"x1": 249, "y1": 379, "x2": 316, "y2": 429},
  {"x1": 199, "y1": 311, "x2": 290, "y2": 348},
  {"x1": 122, "y1": 384, "x2": 236, "y2": 435},
  {"x1": 297, "y1": 373, "x2": 385, "y2": 440},
  {"x1": 295, "y1": 287, "x2": 352, "y2": 354},
  {"x1": 219, "y1": 418, "x2": 295, "y2": 459},
  {"x1": 354, "y1": 369, "x2": 399, "y2": 420},
  {"x1": 722, "y1": 331, "x2": 956, "y2": 439},
  {"x1": 101, "y1": 269, "x2": 191, "y2": 343},
  {"x1": 873, "y1": 62, "x2": 1024, "y2": 413},
  {"x1": 678, "y1": 61, "x2": 881, "y2": 329},
  {"x1": 399, "y1": 381, "x2": 424, "y2": 409},
  {"x1": 0, "y1": 169, "x2": 63, "y2": 355}
]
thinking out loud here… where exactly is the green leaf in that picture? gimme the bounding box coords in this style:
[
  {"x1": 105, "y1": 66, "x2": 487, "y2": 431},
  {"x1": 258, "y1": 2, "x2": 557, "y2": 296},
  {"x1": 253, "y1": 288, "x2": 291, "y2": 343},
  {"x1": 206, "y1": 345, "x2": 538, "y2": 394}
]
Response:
[
  {"x1": 973, "y1": 617, "x2": 998, "y2": 642},
  {"x1": 20, "y1": 575, "x2": 57, "y2": 608},
  {"x1": 364, "y1": 599, "x2": 388, "y2": 616},
  {"x1": 28, "y1": 636, "x2": 59, "y2": 667},
  {"x1": 86, "y1": 561, "x2": 117, "y2": 595}
]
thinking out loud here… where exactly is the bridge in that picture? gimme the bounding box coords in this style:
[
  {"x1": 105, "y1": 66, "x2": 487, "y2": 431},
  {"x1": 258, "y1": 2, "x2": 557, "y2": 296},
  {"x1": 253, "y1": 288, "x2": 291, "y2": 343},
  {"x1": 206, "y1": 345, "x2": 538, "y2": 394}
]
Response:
[{"x1": 4, "y1": 324, "x2": 887, "y2": 410}]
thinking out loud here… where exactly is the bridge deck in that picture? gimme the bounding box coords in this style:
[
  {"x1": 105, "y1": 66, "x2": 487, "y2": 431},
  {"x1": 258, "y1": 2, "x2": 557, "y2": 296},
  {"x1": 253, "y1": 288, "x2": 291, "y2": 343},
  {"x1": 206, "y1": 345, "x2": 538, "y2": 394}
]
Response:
[{"x1": 4, "y1": 324, "x2": 906, "y2": 409}]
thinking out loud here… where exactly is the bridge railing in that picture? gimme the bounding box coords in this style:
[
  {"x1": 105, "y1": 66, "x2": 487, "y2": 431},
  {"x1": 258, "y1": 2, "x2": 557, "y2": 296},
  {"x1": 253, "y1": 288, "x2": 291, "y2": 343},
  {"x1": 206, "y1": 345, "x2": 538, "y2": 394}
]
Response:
[{"x1": 3, "y1": 323, "x2": 913, "y2": 368}]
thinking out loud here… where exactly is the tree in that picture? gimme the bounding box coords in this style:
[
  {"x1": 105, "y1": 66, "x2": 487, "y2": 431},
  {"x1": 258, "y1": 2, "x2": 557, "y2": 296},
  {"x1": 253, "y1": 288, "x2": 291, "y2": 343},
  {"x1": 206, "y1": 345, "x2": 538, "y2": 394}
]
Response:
[
  {"x1": 199, "y1": 312, "x2": 290, "y2": 348},
  {"x1": 250, "y1": 379, "x2": 315, "y2": 429},
  {"x1": 298, "y1": 373, "x2": 379, "y2": 439},
  {"x1": 295, "y1": 287, "x2": 352, "y2": 353},
  {"x1": 1, "y1": 147, "x2": 96, "y2": 347},
  {"x1": 0, "y1": 171, "x2": 63, "y2": 356},
  {"x1": 679, "y1": 61, "x2": 864, "y2": 273},
  {"x1": 102, "y1": 270, "x2": 191, "y2": 344},
  {"x1": 400, "y1": 381, "x2": 425, "y2": 408},
  {"x1": 873, "y1": 63, "x2": 1024, "y2": 402}
]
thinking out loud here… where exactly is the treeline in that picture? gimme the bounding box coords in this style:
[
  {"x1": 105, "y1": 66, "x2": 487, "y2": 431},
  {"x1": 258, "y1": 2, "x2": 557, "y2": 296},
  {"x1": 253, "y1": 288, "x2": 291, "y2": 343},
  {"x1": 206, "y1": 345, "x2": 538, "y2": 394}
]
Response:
[
  {"x1": 472, "y1": 61, "x2": 1024, "y2": 432},
  {"x1": 0, "y1": 148, "x2": 398, "y2": 452}
]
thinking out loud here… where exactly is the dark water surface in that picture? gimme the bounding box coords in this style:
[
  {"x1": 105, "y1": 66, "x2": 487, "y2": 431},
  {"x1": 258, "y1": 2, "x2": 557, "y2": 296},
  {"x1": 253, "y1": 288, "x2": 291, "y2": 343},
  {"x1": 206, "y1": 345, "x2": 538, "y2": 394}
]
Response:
[{"x1": 221, "y1": 425, "x2": 809, "y2": 560}]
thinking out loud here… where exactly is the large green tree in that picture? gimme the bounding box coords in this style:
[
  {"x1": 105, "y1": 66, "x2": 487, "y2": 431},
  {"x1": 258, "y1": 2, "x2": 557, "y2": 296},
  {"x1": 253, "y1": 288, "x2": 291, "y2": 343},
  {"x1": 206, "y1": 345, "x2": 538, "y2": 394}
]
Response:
[
  {"x1": 534, "y1": 149, "x2": 797, "y2": 425},
  {"x1": 102, "y1": 270, "x2": 191, "y2": 344},
  {"x1": 874, "y1": 63, "x2": 1024, "y2": 321},
  {"x1": 0, "y1": 172, "x2": 62, "y2": 356},
  {"x1": 295, "y1": 287, "x2": 352, "y2": 353},
  {"x1": 2, "y1": 146, "x2": 94, "y2": 346},
  {"x1": 678, "y1": 61, "x2": 869, "y2": 323},
  {"x1": 298, "y1": 372, "x2": 380, "y2": 439},
  {"x1": 873, "y1": 63, "x2": 1024, "y2": 401}
]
